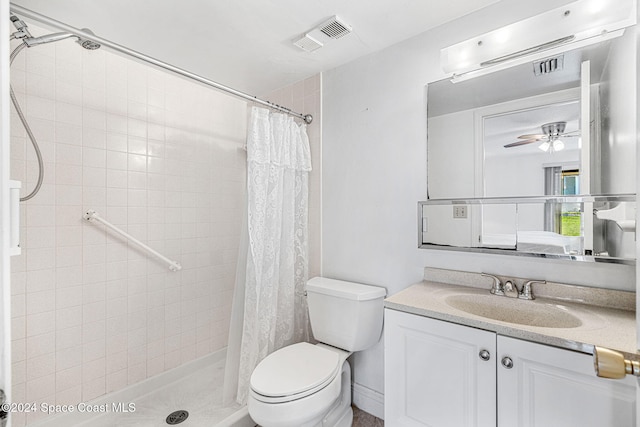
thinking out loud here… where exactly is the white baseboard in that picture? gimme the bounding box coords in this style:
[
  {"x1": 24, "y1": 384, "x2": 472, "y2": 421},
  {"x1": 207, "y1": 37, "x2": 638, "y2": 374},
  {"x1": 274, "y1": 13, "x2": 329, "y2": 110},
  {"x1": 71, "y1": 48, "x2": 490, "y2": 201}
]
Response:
[{"x1": 352, "y1": 383, "x2": 384, "y2": 420}]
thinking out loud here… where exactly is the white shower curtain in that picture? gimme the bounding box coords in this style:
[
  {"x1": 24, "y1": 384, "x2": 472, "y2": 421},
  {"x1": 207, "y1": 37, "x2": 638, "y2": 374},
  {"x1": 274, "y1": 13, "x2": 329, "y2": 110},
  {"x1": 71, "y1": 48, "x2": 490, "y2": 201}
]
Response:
[{"x1": 224, "y1": 106, "x2": 312, "y2": 405}]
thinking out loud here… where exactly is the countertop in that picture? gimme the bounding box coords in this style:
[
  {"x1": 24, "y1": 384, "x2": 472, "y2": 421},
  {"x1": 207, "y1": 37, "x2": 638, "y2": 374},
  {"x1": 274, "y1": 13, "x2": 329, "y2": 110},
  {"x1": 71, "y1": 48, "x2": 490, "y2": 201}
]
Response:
[{"x1": 385, "y1": 280, "x2": 638, "y2": 361}]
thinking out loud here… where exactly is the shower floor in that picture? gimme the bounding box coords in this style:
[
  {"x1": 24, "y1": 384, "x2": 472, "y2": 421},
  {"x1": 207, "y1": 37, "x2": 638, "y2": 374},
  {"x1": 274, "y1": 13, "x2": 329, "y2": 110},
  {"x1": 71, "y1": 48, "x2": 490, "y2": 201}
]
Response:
[
  {"x1": 85, "y1": 355, "x2": 245, "y2": 426},
  {"x1": 29, "y1": 350, "x2": 253, "y2": 427}
]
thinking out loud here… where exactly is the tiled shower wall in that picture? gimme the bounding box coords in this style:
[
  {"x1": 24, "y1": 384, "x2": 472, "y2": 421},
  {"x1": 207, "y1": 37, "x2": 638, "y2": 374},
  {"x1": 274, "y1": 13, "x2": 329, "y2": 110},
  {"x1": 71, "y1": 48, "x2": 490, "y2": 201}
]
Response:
[{"x1": 9, "y1": 25, "x2": 247, "y2": 425}]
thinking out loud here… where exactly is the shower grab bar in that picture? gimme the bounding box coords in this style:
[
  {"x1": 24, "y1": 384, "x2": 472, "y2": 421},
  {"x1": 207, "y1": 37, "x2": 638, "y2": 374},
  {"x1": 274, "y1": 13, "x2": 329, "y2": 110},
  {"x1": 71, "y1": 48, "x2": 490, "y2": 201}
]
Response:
[
  {"x1": 83, "y1": 210, "x2": 182, "y2": 272},
  {"x1": 9, "y1": 5, "x2": 313, "y2": 125}
]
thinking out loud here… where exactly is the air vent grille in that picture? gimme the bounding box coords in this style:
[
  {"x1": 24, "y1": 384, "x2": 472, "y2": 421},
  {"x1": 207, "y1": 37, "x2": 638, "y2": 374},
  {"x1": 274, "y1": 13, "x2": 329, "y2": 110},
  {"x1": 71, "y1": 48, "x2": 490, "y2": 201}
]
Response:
[
  {"x1": 320, "y1": 17, "x2": 352, "y2": 39},
  {"x1": 292, "y1": 15, "x2": 352, "y2": 52},
  {"x1": 293, "y1": 34, "x2": 323, "y2": 52},
  {"x1": 533, "y1": 55, "x2": 564, "y2": 75}
]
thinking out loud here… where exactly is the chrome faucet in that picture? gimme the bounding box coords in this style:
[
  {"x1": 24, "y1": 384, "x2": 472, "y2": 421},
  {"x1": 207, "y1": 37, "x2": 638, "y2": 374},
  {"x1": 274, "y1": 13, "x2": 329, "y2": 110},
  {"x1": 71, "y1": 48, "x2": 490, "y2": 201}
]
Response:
[
  {"x1": 518, "y1": 280, "x2": 545, "y2": 300},
  {"x1": 482, "y1": 274, "x2": 545, "y2": 301},
  {"x1": 481, "y1": 273, "x2": 504, "y2": 296},
  {"x1": 503, "y1": 280, "x2": 519, "y2": 298}
]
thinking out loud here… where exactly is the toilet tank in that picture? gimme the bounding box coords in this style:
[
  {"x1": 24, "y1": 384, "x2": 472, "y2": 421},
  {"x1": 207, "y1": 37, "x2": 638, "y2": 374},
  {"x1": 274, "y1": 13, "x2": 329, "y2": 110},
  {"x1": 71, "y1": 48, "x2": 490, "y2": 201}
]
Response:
[{"x1": 306, "y1": 277, "x2": 386, "y2": 352}]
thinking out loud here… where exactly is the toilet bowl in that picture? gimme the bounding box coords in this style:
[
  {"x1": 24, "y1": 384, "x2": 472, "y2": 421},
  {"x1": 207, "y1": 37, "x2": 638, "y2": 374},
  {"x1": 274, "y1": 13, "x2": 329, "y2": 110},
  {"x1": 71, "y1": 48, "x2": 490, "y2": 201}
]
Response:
[
  {"x1": 248, "y1": 277, "x2": 386, "y2": 427},
  {"x1": 248, "y1": 343, "x2": 352, "y2": 427}
]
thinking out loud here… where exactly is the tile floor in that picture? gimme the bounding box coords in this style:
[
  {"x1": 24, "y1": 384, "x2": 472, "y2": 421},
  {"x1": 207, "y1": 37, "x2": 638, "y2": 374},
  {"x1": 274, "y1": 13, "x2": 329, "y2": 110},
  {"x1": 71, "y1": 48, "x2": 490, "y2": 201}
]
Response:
[{"x1": 353, "y1": 406, "x2": 384, "y2": 426}]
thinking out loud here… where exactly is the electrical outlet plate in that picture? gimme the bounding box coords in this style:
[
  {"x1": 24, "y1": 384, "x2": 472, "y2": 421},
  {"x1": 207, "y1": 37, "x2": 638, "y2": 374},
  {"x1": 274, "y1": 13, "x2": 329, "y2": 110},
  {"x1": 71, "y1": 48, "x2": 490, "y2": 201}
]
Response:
[{"x1": 453, "y1": 206, "x2": 468, "y2": 219}]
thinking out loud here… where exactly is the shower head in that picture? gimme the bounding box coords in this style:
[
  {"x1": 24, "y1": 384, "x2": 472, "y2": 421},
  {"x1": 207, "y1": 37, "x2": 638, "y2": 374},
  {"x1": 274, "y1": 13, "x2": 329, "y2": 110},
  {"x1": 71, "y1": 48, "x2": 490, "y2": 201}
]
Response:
[
  {"x1": 23, "y1": 31, "x2": 75, "y2": 47},
  {"x1": 76, "y1": 28, "x2": 101, "y2": 50},
  {"x1": 10, "y1": 14, "x2": 31, "y2": 34},
  {"x1": 22, "y1": 28, "x2": 100, "y2": 50}
]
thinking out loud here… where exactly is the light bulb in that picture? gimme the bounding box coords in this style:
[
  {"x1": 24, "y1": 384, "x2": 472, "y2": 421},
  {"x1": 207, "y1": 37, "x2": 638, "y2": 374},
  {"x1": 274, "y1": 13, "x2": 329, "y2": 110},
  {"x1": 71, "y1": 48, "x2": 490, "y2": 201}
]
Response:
[
  {"x1": 538, "y1": 141, "x2": 550, "y2": 151},
  {"x1": 553, "y1": 139, "x2": 565, "y2": 151}
]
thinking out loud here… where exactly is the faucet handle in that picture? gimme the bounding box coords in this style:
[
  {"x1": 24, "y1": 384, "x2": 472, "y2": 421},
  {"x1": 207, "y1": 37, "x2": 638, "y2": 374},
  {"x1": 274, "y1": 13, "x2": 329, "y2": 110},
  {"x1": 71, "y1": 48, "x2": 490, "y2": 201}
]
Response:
[
  {"x1": 482, "y1": 273, "x2": 504, "y2": 296},
  {"x1": 519, "y1": 280, "x2": 544, "y2": 300}
]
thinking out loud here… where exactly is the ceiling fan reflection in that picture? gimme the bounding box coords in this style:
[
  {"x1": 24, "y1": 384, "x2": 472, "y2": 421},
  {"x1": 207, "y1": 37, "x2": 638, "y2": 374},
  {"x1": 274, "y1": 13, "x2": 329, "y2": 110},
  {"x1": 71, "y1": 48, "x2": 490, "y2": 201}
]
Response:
[{"x1": 503, "y1": 121, "x2": 580, "y2": 152}]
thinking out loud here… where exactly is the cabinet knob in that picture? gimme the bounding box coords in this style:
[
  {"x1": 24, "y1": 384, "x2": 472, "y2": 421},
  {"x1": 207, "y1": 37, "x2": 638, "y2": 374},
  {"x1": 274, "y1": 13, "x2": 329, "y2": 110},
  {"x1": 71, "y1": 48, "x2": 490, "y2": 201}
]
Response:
[
  {"x1": 479, "y1": 349, "x2": 491, "y2": 361},
  {"x1": 501, "y1": 356, "x2": 514, "y2": 369}
]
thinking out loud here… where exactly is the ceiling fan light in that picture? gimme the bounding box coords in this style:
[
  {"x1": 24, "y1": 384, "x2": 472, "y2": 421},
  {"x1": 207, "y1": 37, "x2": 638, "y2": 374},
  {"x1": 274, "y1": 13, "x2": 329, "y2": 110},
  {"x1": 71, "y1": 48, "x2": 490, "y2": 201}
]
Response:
[
  {"x1": 553, "y1": 139, "x2": 565, "y2": 151},
  {"x1": 539, "y1": 141, "x2": 550, "y2": 152}
]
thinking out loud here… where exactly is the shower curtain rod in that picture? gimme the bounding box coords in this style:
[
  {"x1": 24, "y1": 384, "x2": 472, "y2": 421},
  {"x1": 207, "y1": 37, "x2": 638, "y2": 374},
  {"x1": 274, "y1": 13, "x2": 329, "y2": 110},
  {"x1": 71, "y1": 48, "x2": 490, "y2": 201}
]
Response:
[{"x1": 9, "y1": 4, "x2": 314, "y2": 124}]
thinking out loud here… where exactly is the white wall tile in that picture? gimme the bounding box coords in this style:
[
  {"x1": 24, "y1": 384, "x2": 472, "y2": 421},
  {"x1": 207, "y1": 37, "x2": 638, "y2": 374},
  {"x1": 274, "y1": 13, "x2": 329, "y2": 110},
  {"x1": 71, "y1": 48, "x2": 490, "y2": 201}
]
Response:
[
  {"x1": 26, "y1": 290, "x2": 55, "y2": 315},
  {"x1": 25, "y1": 332, "x2": 55, "y2": 360},
  {"x1": 56, "y1": 102, "x2": 83, "y2": 126},
  {"x1": 82, "y1": 376, "x2": 106, "y2": 401},
  {"x1": 26, "y1": 311, "x2": 56, "y2": 336},
  {"x1": 56, "y1": 326, "x2": 82, "y2": 351},
  {"x1": 11, "y1": 22, "x2": 251, "y2": 423}
]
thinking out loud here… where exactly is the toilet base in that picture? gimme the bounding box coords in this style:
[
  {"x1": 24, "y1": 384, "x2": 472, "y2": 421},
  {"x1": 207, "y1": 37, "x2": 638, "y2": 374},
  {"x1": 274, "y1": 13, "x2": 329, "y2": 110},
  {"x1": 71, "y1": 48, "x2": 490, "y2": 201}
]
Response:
[
  {"x1": 315, "y1": 359, "x2": 352, "y2": 427},
  {"x1": 319, "y1": 405, "x2": 352, "y2": 427}
]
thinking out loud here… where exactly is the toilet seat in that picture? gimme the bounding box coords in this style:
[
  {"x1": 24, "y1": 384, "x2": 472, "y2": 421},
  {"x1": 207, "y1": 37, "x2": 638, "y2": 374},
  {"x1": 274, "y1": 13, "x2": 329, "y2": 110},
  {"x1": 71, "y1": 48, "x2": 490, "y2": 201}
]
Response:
[{"x1": 250, "y1": 342, "x2": 341, "y2": 403}]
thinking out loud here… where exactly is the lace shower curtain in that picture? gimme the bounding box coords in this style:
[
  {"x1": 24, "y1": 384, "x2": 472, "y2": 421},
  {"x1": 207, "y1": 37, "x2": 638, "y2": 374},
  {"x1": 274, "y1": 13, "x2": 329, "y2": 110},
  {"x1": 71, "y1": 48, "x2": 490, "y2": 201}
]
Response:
[{"x1": 224, "y1": 106, "x2": 312, "y2": 405}]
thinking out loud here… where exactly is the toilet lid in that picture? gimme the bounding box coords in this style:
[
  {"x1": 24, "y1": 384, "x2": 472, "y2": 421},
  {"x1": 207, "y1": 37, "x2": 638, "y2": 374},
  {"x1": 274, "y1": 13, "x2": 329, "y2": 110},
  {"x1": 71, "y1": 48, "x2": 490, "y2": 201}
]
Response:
[{"x1": 250, "y1": 342, "x2": 340, "y2": 398}]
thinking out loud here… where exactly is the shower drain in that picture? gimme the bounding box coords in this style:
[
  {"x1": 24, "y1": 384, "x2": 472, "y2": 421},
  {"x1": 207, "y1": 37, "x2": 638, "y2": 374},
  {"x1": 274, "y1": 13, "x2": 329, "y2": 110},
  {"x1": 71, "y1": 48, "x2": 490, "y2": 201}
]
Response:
[{"x1": 166, "y1": 410, "x2": 189, "y2": 425}]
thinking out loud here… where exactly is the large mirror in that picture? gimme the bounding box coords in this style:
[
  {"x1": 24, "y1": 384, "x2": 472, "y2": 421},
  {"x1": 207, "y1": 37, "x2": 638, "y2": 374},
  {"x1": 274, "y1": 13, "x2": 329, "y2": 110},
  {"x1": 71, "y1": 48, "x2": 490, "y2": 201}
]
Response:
[{"x1": 424, "y1": 30, "x2": 637, "y2": 262}]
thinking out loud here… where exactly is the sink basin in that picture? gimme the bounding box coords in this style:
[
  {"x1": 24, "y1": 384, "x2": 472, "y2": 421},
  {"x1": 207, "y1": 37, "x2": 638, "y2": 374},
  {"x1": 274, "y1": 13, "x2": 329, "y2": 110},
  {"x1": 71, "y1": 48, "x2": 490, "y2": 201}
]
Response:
[{"x1": 445, "y1": 294, "x2": 582, "y2": 328}]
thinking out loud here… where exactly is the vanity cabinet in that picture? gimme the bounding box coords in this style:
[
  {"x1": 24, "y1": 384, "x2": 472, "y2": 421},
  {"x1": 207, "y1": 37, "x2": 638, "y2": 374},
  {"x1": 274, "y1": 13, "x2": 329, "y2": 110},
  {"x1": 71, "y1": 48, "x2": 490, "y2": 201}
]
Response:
[
  {"x1": 497, "y1": 335, "x2": 636, "y2": 427},
  {"x1": 384, "y1": 309, "x2": 496, "y2": 426},
  {"x1": 384, "y1": 309, "x2": 636, "y2": 427}
]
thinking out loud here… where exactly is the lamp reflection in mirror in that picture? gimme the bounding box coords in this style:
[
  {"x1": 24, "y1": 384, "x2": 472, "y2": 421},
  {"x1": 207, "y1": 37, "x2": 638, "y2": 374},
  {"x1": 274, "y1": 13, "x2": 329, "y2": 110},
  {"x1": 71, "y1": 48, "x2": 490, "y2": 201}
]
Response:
[{"x1": 539, "y1": 138, "x2": 565, "y2": 152}]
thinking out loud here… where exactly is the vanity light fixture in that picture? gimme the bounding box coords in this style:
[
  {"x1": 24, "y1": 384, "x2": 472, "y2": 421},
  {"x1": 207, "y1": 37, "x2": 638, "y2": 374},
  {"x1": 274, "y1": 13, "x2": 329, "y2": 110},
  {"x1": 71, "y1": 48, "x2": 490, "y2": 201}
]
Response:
[{"x1": 442, "y1": 0, "x2": 636, "y2": 82}]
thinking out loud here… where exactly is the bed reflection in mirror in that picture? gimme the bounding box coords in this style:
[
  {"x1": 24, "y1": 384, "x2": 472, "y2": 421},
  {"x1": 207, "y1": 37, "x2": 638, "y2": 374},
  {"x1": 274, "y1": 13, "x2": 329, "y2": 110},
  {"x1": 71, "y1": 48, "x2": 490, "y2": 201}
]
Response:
[{"x1": 420, "y1": 198, "x2": 635, "y2": 261}]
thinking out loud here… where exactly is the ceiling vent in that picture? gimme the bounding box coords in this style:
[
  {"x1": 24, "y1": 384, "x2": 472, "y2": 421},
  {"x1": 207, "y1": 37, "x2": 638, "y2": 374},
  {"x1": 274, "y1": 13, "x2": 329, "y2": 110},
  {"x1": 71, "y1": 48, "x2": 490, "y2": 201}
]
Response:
[
  {"x1": 533, "y1": 55, "x2": 564, "y2": 75},
  {"x1": 293, "y1": 33, "x2": 323, "y2": 52},
  {"x1": 293, "y1": 15, "x2": 352, "y2": 52},
  {"x1": 319, "y1": 16, "x2": 352, "y2": 39}
]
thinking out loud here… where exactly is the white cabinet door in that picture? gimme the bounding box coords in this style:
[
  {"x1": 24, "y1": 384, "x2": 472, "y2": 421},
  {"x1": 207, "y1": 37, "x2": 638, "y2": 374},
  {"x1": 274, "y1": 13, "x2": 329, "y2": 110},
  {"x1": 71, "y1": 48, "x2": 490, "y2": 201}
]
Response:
[
  {"x1": 497, "y1": 335, "x2": 636, "y2": 427},
  {"x1": 384, "y1": 309, "x2": 496, "y2": 427}
]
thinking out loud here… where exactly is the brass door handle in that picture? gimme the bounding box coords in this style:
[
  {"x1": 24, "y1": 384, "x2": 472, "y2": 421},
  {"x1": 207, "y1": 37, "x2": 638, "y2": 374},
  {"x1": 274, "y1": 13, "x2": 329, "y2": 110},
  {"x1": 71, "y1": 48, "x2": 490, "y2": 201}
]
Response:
[{"x1": 593, "y1": 346, "x2": 640, "y2": 379}]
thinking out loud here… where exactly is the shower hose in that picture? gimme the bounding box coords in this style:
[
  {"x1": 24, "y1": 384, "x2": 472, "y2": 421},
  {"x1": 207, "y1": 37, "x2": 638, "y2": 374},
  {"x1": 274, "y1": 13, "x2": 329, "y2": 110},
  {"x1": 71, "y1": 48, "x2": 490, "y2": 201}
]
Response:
[{"x1": 9, "y1": 41, "x2": 45, "y2": 202}]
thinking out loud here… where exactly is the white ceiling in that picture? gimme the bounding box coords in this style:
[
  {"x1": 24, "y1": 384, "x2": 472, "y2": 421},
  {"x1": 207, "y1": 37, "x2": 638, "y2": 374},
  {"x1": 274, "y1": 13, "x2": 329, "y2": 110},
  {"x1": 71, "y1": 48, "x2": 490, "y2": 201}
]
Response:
[{"x1": 11, "y1": 0, "x2": 500, "y2": 95}]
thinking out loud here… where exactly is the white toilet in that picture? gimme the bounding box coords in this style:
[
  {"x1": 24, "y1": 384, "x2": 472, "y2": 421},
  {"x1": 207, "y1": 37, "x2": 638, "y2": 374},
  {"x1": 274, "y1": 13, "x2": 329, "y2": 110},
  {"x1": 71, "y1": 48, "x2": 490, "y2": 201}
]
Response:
[{"x1": 248, "y1": 276, "x2": 386, "y2": 427}]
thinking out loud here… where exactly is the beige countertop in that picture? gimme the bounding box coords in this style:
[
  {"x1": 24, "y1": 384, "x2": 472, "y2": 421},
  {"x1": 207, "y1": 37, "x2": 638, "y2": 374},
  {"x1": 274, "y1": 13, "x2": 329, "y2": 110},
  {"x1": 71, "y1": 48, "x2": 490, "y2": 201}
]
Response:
[{"x1": 385, "y1": 279, "x2": 638, "y2": 361}]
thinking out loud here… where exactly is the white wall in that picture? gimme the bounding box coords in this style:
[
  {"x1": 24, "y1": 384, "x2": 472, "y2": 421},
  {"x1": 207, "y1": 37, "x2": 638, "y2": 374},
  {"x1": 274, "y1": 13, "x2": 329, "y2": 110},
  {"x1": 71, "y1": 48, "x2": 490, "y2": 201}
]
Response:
[{"x1": 322, "y1": 0, "x2": 635, "y2": 417}]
